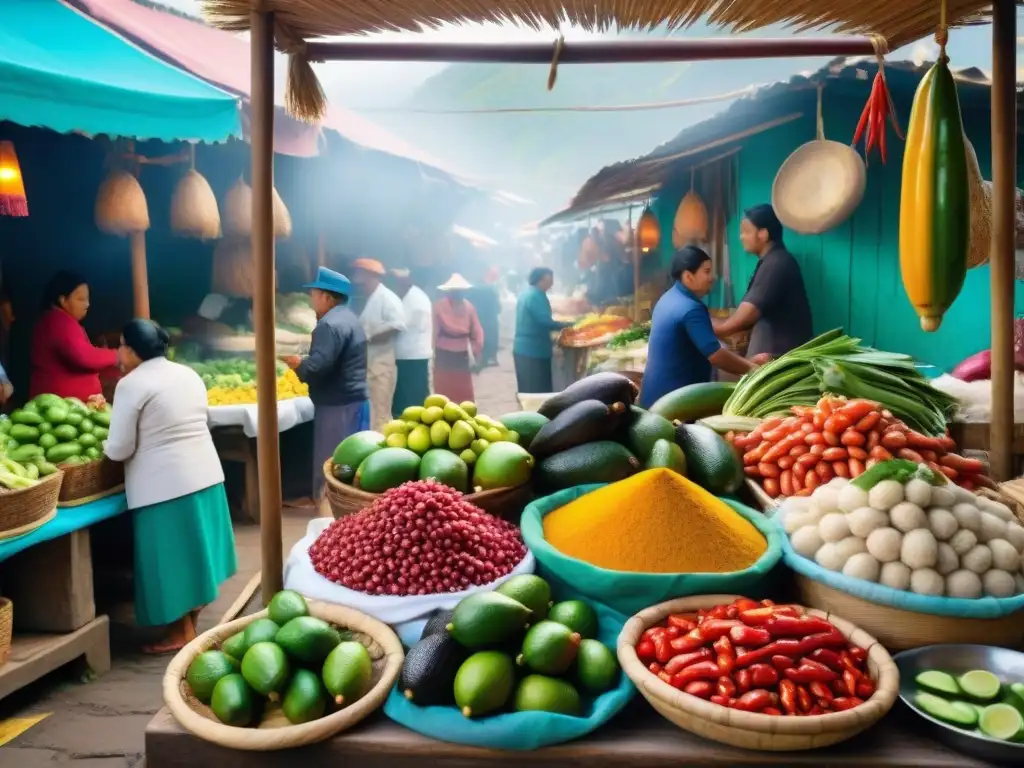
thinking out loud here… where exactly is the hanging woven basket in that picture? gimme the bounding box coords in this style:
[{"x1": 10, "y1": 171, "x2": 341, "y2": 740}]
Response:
[
  {"x1": 672, "y1": 189, "x2": 709, "y2": 247},
  {"x1": 95, "y1": 170, "x2": 150, "y2": 236},
  {"x1": 171, "y1": 169, "x2": 221, "y2": 241},
  {"x1": 222, "y1": 178, "x2": 293, "y2": 240},
  {"x1": 211, "y1": 237, "x2": 278, "y2": 298}
]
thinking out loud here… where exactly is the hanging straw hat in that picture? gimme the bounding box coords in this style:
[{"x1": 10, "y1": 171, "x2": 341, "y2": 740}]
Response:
[
  {"x1": 352, "y1": 258, "x2": 386, "y2": 275},
  {"x1": 772, "y1": 87, "x2": 866, "y2": 235},
  {"x1": 438, "y1": 273, "x2": 472, "y2": 291}
]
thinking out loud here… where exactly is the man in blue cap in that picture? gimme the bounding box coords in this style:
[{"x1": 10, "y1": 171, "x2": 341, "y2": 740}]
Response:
[{"x1": 282, "y1": 267, "x2": 368, "y2": 500}]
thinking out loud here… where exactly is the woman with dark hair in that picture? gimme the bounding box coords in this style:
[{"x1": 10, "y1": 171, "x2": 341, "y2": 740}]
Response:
[
  {"x1": 513, "y1": 267, "x2": 569, "y2": 394},
  {"x1": 30, "y1": 271, "x2": 118, "y2": 400},
  {"x1": 433, "y1": 273, "x2": 484, "y2": 403},
  {"x1": 641, "y1": 246, "x2": 766, "y2": 407},
  {"x1": 104, "y1": 319, "x2": 235, "y2": 653}
]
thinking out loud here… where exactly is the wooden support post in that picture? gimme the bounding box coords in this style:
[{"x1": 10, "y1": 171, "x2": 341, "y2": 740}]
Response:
[
  {"x1": 130, "y1": 232, "x2": 150, "y2": 319},
  {"x1": 250, "y1": 9, "x2": 283, "y2": 599},
  {"x1": 990, "y1": 0, "x2": 1017, "y2": 481},
  {"x1": 630, "y1": 208, "x2": 640, "y2": 324}
]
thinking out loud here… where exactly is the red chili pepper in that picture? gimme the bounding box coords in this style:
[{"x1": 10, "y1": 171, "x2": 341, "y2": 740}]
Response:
[
  {"x1": 832, "y1": 678, "x2": 850, "y2": 697},
  {"x1": 840, "y1": 651, "x2": 861, "y2": 674},
  {"x1": 669, "y1": 628, "x2": 705, "y2": 654},
  {"x1": 796, "y1": 684, "x2": 813, "y2": 713},
  {"x1": 710, "y1": 695, "x2": 734, "y2": 708},
  {"x1": 713, "y1": 635, "x2": 736, "y2": 674},
  {"x1": 806, "y1": 648, "x2": 843, "y2": 671},
  {"x1": 717, "y1": 676, "x2": 737, "y2": 698},
  {"x1": 648, "y1": 662, "x2": 663, "y2": 674},
  {"x1": 682, "y1": 680, "x2": 714, "y2": 699},
  {"x1": 778, "y1": 679, "x2": 799, "y2": 715},
  {"x1": 667, "y1": 614, "x2": 697, "y2": 633},
  {"x1": 708, "y1": 604, "x2": 732, "y2": 620},
  {"x1": 725, "y1": 604, "x2": 740, "y2": 619},
  {"x1": 738, "y1": 604, "x2": 802, "y2": 626},
  {"x1": 700, "y1": 619, "x2": 743, "y2": 641},
  {"x1": 729, "y1": 625, "x2": 771, "y2": 647},
  {"x1": 672, "y1": 660, "x2": 723, "y2": 687},
  {"x1": 848, "y1": 646, "x2": 867, "y2": 665},
  {"x1": 763, "y1": 615, "x2": 835, "y2": 638},
  {"x1": 879, "y1": 109, "x2": 888, "y2": 163},
  {"x1": 696, "y1": 609, "x2": 708, "y2": 624},
  {"x1": 732, "y1": 597, "x2": 761, "y2": 613},
  {"x1": 784, "y1": 661, "x2": 839, "y2": 684},
  {"x1": 856, "y1": 678, "x2": 877, "y2": 699},
  {"x1": 663, "y1": 624, "x2": 682, "y2": 639},
  {"x1": 809, "y1": 681, "x2": 834, "y2": 702},
  {"x1": 657, "y1": 671, "x2": 673, "y2": 685},
  {"x1": 735, "y1": 629, "x2": 845, "y2": 669},
  {"x1": 734, "y1": 668, "x2": 752, "y2": 694},
  {"x1": 733, "y1": 689, "x2": 774, "y2": 713},
  {"x1": 808, "y1": 704, "x2": 825, "y2": 716},
  {"x1": 760, "y1": 599, "x2": 775, "y2": 607},
  {"x1": 843, "y1": 670, "x2": 861, "y2": 699},
  {"x1": 771, "y1": 655, "x2": 795, "y2": 671},
  {"x1": 852, "y1": 92, "x2": 873, "y2": 147},
  {"x1": 636, "y1": 639, "x2": 656, "y2": 664},
  {"x1": 832, "y1": 697, "x2": 864, "y2": 712},
  {"x1": 748, "y1": 663, "x2": 779, "y2": 689},
  {"x1": 762, "y1": 706, "x2": 783, "y2": 716},
  {"x1": 652, "y1": 633, "x2": 674, "y2": 664},
  {"x1": 664, "y1": 648, "x2": 713, "y2": 675},
  {"x1": 641, "y1": 626, "x2": 666, "y2": 644}
]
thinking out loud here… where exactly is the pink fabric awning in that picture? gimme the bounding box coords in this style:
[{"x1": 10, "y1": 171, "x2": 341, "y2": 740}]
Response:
[{"x1": 72, "y1": 0, "x2": 457, "y2": 172}]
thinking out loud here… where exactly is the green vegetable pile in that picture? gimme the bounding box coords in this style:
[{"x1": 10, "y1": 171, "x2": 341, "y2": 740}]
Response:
[
  {"x1": 723, "y1": 330, "x2": 958, "y2": 435},
  {"x1": 185, "y1": 358, "x2": 286, "y2": 391},
  {"x1": 606, "y1": 322, "x2": 651, "y2": 349},
  {"x1": 2, "y1": 394, "x2": 111, "y2": 470}
]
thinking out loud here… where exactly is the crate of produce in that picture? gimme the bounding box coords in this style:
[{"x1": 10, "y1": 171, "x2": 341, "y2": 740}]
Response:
[
  {"x1": 617, "y1": 594, "x2": 899, "y2": 751},
  {"x1": 0, "y1": 470, "x2": 62, "y2": 540},
  {"x1": 58, "y1": 458, "x2": 124, "y2": 505},
  {"x1": 777, "y1": 463, "x2": 1024, "y2": 650},
  {"x1": 163, "y1": 591, "x2": 403, "y2": 750}
]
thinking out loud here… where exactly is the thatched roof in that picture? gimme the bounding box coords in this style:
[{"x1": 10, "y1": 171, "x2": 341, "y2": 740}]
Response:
[{"x1": 201, "y1": 0, "x2": 996, "y2": 122}]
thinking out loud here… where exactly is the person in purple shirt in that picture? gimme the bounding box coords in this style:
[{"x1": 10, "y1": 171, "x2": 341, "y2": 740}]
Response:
[{"x1": 640, "y1": 246, "x2": 766, "y2": 407}]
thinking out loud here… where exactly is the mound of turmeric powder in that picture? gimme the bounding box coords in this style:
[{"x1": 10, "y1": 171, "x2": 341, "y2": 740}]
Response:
[{"x1": 542, "y1": 468, "x2": 767, "y2": 573}]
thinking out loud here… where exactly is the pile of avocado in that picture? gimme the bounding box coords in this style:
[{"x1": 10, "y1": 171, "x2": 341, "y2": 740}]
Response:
[
  {"x1": 399, "y1": 575, "x2": 620, "y2": 718},
  {"x1": 332, "y1": 393, "x2": 535, "y2": 495},
  {"x1": 499, "y1": 372, "x2": 743, "y2": 495},
  {"x1": 185, "y1": 591, "x2": 374, "y2": 728},
  {"x1": 1, "y1": 394, "x2": 111, "y2": 472}
]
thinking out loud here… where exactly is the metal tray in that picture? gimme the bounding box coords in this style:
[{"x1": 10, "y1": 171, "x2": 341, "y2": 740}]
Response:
[{"x1": 894, "y1": 644, "x2": 1024, "y2": 765}]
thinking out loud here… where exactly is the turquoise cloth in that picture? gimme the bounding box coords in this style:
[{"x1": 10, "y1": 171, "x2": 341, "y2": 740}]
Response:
[
  {"x1": 133, "y1": 483, "x2": 237, "y2": 626},
  {"x1": 513, "y1": 286, "x2": 564, "y2": 359},
  {"x1": 0, "y1": 0, "x2": 239, "y2": 142},
  {"x1": 521, "y1": 484, "x2": 785, "y2": 617},
  {"x1": 0, "y1": 493, "x2": 128, "y2": 563}
]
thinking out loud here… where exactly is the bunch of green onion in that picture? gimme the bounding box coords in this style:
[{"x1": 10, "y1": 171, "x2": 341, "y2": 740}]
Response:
[{"x1": 722, "y1": 329, "x2": 959, "y2": 436}]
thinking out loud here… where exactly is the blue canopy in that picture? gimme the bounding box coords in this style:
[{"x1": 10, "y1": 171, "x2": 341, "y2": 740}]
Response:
[{"x1": 0, "y1": 0, "x2": 240, "y2": 143}]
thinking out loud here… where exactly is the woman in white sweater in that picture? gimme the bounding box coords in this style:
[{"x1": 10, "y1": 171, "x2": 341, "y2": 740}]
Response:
[{"x1": 105, "y1": 319, "x2": 236, "y2": 653}]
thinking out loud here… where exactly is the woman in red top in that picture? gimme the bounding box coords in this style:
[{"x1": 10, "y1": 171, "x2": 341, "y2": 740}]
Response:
[
  {"x1": 432, "y1": 273, "x2": 484, "y2": 403},
  {"x1": 30, "y1": 271, "x2": 119, "y2": 400}
]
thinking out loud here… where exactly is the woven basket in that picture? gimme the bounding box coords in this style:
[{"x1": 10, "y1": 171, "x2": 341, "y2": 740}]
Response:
[
  {"x1": 793, "y1": 574, "x2": 1024, "y2": 651},
  {"x1": 0, "y1": 597, "x2": 12, "y2": 668},
  {"x1": 617, "y1": 594, "x2": 899, "y2": 751},
  {"x1": 57, "y1": 459, "x2": 124, "y2": 504},
  {"x1": 0, "y1": 471, "x2": 62, "y2": 538},
  {"x1": 322, "y1": 459, "x2": 533, "y2": 522},
  {"x1": 164, "y1": 599, "x2": 403, "y2": 750}
]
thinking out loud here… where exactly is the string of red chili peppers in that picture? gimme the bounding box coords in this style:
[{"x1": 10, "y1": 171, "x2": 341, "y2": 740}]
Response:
[{"x1": 851, "y1": 70, "x2": 903, "y2": 164}]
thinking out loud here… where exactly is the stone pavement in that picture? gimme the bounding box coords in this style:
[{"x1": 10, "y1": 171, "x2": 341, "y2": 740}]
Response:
[{"x1": 0, "y1": 356, "x2": 520, "y2": 768}]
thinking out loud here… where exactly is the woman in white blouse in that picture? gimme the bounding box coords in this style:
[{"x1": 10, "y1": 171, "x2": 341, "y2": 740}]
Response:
[{"x1": 104, "y1": 319, "x2": 236, "y2": 653}]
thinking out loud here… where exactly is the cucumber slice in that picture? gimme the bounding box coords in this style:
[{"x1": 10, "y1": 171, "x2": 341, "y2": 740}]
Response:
[
  {"x1": 1004, "y1": 682, "x2": 1024, "y2": 716},
  {"x1": 915, "y1": 692, "x2": 980, "y2": 727},
  {"x1": 959, "y1": 670, "x2": 1002, "y2": 702},
  {"x1": 980, "y1": 703, "x2": 1024, "y2": 742},
  {"x1": 915, "y1": 670, "x2": 962, "y2": 696}
]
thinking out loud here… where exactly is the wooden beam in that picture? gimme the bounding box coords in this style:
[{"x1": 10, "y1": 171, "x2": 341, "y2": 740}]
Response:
[
  {"x1": 250, "y1": 9, "x2": 283, "y2": 599},
  {"x1": 130, "y1": 232, "x2": 150, "y2": 319},
  {"x1": 990, "y1": 0, "x2": 1017, "y2": 481},
  {"x1": 305, "y1": 37, "x2": 880, "y2": 64}
]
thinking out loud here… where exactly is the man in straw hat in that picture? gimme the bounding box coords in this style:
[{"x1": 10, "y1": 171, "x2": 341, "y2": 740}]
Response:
[
  {"x1": 433, "y1": 273, "x2": 484, "y2": 403},
  {"x1": 390, "y1": 268, "x2": 433, "y2": 415},
  {"x1": 281, "y1": 267, "x2": 368, "y2": 501},
  {"x1": 351, "y1": 257, "x2": 405, "y2": 429},
  {"x1": 713, "y1": 203, "x2": 812, "y2": 362}
]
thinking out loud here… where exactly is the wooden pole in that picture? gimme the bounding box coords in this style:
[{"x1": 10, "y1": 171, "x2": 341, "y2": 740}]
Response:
[
  {"x1": 129, "y1": 232, "x2": 150, "y2": 319},
  {"x1": 251, "y1": 9, "x2": 284, "y2": 599},
  {"x1": 990, "y1": 0, "x2": 1017, "y2": 481},
  {"x1": 630, "y1": 207, "x2": 640, "y2": 324},
  {"x1": 306, "y1": 36, "x2": 880, "y2": 64}
]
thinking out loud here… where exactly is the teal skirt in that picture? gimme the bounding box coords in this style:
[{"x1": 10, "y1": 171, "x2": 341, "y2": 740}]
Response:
[{"x1": 133, "y1": 483, "x2": 237, "y2": 627}]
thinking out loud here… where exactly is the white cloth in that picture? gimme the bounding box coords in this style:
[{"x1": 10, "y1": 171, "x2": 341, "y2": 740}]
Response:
[
  {"x1": 367, "y1": 356, "x2": 396, "y2": 430},
  {"x1": 207, "y1": 396, "x2": 315, "y2": 438},
  {"x1": 395, "y1": 285, "x2": 433, "y2": 361},
  {"x1": 104, "y1": 357, "x2": 224, "y2": 509},
  {"x1": 359, "y1": 284, "x2": 406, "y2": 361},
  {"x1": 197, "y1": 293, "x2": 231, "y2": 322}
]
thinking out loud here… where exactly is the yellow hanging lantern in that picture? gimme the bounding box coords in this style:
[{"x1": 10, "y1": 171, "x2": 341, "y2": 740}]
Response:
[
  {"x1": 637, "y1": 206, "x2": 661, "y2": 253},
  {"x1": 672, "y1": 173, "x2": 709, "y2": 247},
  {"x1": 222, "y1": 177, "x2": 293, "y2": 240},
  {"x1": 95, "y1": 169, "x2": 150, "y2": 236},
  {"x1": 0, "y1": 140, "x2": 28, "y2": 217}
]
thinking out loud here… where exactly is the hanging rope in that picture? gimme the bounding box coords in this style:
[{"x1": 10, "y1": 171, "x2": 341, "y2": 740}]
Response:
[
  {"x1": 936, "y1": 0, "x2": 950, "y2": 59},
  {"x1": 547, "y1": 34, "x2": 565, "y2": 91}
]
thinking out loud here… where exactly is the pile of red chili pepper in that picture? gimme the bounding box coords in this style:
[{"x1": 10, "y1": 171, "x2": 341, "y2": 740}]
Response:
[
  {"x1": 634, "y1": 598, "x2": 875, "y2": 715},
  {"x1": 728, "y1": 396, "x2": 995, "y2": 499},
  {"x1": 852, "y1": 71, "x2": 902, "y2": 164}
]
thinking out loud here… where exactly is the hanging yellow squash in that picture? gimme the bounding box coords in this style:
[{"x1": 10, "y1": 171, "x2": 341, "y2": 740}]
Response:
[
  {"x1": 899, "y1": 56, "x2": 969, "y2": 332},
  {"x1": 672, "y1": 190, "x2": 709, "y2": 247},
  {"x1": 637, "y1": 206, "x2": 660, "y2": 253}
]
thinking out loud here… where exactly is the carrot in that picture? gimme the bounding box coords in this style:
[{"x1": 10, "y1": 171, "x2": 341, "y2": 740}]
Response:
[
  {"x1": 848, "y1": 458, "x2": 865, "y2": 477},
  {"x1": 777, "y1": 455, "x2": 795, "y2": 470},
  {"x1": 866, "y1": 430, "x2": 881, "y2": 450},
  {"x1": 969, "y1": 474, "x2": 999, "y2": 491},
  {"x1": 815, "y1": 462, "x2": 834, "y2": 483},
  {"x1": 906, "y1": 432, "x2": 943, "y2": 452},
  {"x1": 920, "y1": 450, "x2": 938, "y2": 463},
  {"x1": 869, "y1": 445, "x2": 893, "y2": 461},
  {"x1": 797, "y1": 453, "x2": 821, "y2": 469},
  {"x1": 800, "y1": 422, "x2": 815, "y2": 434},
  {"x1": 758, "y1": 462, "x2": 781, "y2": 478},
  {"x1": 897, "y1": 448, "x2": 925, "y2": 463},
  {"x1": 838, "y1": 400, "x2": 876, "y2": 422},
  {"x1": 940, "y1": 453, "x2": 986, "y2": 474},
  {"x1": 744, "y1": 466, "x2": 761, "y2": 477},
  {"x1": 760, "y1": 418, "x2": 783, "y2": 433},
  {"x1": 803, "y1": 472, "x2": 821, "y2": 493},
  {"x1": 930, "y1": 462, "x2": 957, "y2": 480},
  {"x1": 809, "y1": 444, "x2": 826, "y2": 457},
  {"x1": 764, "y1": 435, "x2": 802, "y2": 463},
  {"x1": 763, "y1": 478, "x2": 780, "y2": 497},
  {"x1": 824, "y1": 413, "x2": 853, "y2": 434},
  {"x1": 744, "y1": 445, "x2": 769, "y2": 465},
  {"x1": 791, "y1": 466, "x2": 805, "y2": 491},
  {"x1": 938, "y1": 435, "x2": 957, "y2": 452},
  {"x1": 805, "y1": 432, "x2": 826, "y2": 446},
  {"x1": 823, "y1": 430, "x2": 841, "y2": 447},
  {"x1": 833, "y1": 461, "x2": 850, "y2": 478},
  {"x1": 822, "y1": 447, "x2": 849, "y2": 462},
  {"x1": 789, "y1": 444, "x2": 810, "y2": 457},
  {"x1": 780, "y1": 470, "x2": 794, "y2": 497},
  {"x1": 881, "y1": 432, "x2": 908, "y2": 451},
  {"x1": 816, "y1": 398, "x2": 835, "y2": 416},
  {"x1": 762, "y1": 426, "x2": 792, "y2": 443},
  {"x1": 848, "y1": 446, "x2": 868, "y2": 461},
  {"x1": 855, "y1": 412, "x2": 881, "y2": 432},
  {"x1": 840, "y1": 430, "x2": 866, "y2": 447}
]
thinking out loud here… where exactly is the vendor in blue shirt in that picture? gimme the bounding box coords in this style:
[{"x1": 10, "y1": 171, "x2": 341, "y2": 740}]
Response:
[{"x1": 640, "y1": 246, "x2": 766, "y2": 407}]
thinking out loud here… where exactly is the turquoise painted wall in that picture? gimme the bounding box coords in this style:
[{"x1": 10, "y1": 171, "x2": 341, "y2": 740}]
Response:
[{"x1": 653, "y1": 86, "x2": 1024, "y2": 373}]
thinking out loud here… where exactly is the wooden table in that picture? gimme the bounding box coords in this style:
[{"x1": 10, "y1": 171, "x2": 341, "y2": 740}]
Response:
[{"x1": 144, "y1": 698, "x2": 996, "y2": 768}]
